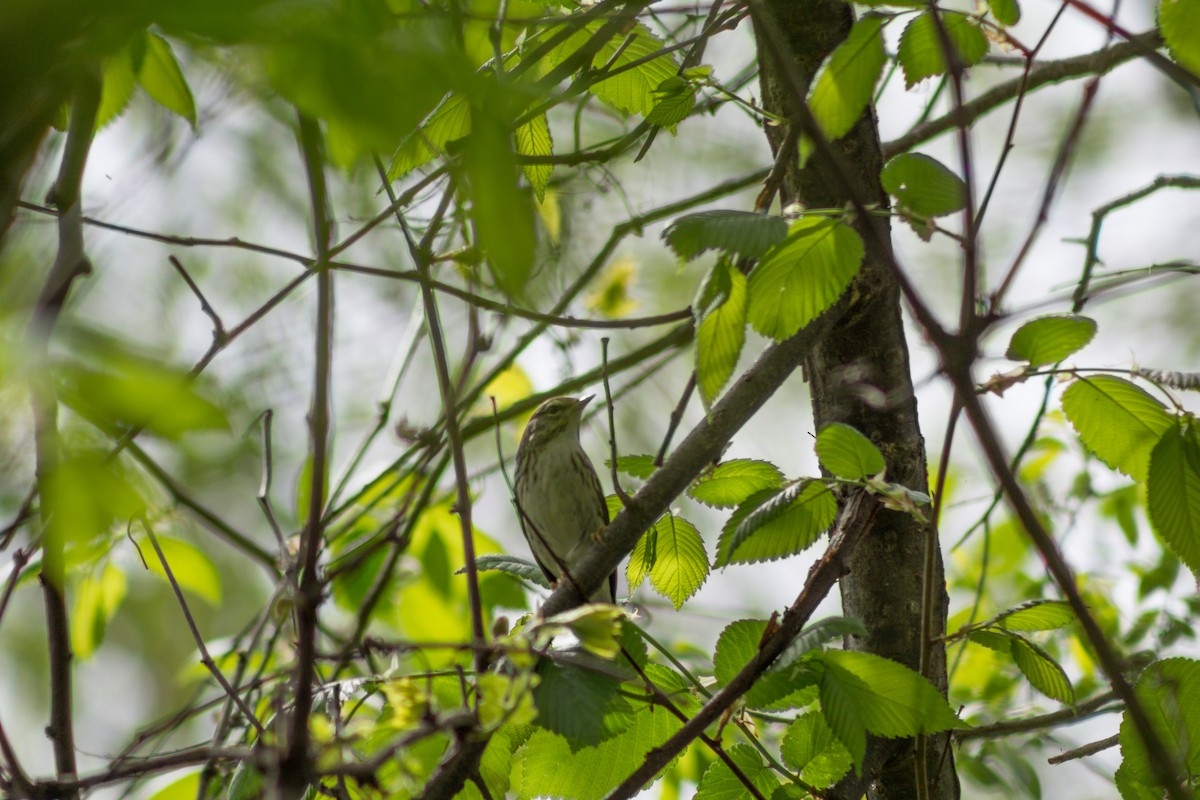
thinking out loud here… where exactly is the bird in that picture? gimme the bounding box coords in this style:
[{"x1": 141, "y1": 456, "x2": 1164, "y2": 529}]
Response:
[{"x1": 513, "y1": 395, "x2": 617, "y2": 604}]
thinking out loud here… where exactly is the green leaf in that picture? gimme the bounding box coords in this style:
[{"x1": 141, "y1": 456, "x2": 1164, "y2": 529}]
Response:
[
  {"x1": 769, "y1": 617, "x2": 869, "y2": 677},
  {"x1": 1118, "y1": 658, "x2": 1200, "y2": 791},
  {"x1": 1006, "y1": 314, "x2": 1097, "y2": 366},
  {"x1": 465, "y1": 110, "x2": 536, "y2": 297},
  {"x1": 1008, "y1": 635, "x2": 1075, "y2": 704},
  {"x1": 716, "y1": 481, "x2": 837, "y2": 566},
  {"x1": 389, "y1": 94, "x2": 471, "y2": 179},
  {"x1": 611, "y1": 454, "x2": 658, "y2": 479},
  {"x1": 897, "y1": 12, "x2": 989, "y2": 87},
  {"x1": 695, "y1": 744, "x2": 780, "y2": 800},
  {"x1": 967, "y1": 629, "x2": 1075, "y2": 703},
  {"x1": 515, "y1": 113, "x2": 553, "y2": 203},
  {"x1": 57, "y1": 358, "x2": 228, "y2": 440},
  {"x1": 713, "y1": 619, "x2": 816, "y2": 710},
  {"x1": 467, "y1": 554, "x2": 552, "y2": 589},
  {"x1": 990, "y1": 0, "x2": 1022, "y2": 25},
  {"x1": 689, "y1": 459, "x2": 785, "y2": 509},
  {"x1": 747, "y1": 216, "x2": 865, "y2": 341},
  {"x1": 42, "y1": 451, "x2": 146, "y2": 547},
  {"x1": 1061, "y1": 376, "x2": 1174, "y2": 482},
  {"x1": 71, "y1": 563, "x2": 127, "y2": 661},
  {"x1": 880, "y1": 153, "x2": 966, "y2": 218},
  {"x1": 815, "y1": 423, "x2": 885, "y2": 480},
  {"x1": 139, "y1": 33, "x2": 197, "y2": 127},
  {"x1": 534, "y1": 658, "x2": 630, "y2": 747},
  {"x1": 641, "y1": 514, "x2": 708, "y2": 609},
  {"x1": 810, "y1": 649, "x2": 964, "y2": 771},
  {"x1": 1160, "y1": 0, "x2": 1200, "y2": 77},
  {"x1": 97, "y1": 42, "x2": 140, "y2": 129},
  {"x1": 265, "y1": 13, "x2": 467, "y2": 161},
  {"x1": 1147, "y1": 422, "x2": 1200, "y2": 574},
  {"x1": 696, "y1": 262, "x2": 747, "y2": 406},
  {"x1": 144, "y1": 770, "x2": 200, "y2": 800},
  {"x1": 646, "y1": 76, "x2": 696, "y2": 132},
  {"x1": 994, "y1": 600, "x2": 1076, "y2": 632},
  {"x1": 663, "y1": 211, "x2": 789, "y2": 262},
  {"x1": 514, "y1": 693, "x2": 694, "y2": 800},
  {"x1": 627, "y1": 525, "x2": 656, "y2": 590},
  {"x1": 541, "y1": 21, "x2": 679, "y2": 117},
  {"x1": 809, "y1": 15, "x2": 887, "y2": 141},
  {"x1": 781, "y1": 712, "x2": 853, "y2": 789},
  {"x1": 143, "y1": 535, "x2": 223, "y2": 606}
]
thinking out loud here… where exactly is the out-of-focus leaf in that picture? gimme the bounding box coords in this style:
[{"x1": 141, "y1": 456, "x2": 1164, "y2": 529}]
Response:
[
  {"x1": 71, "y1": 563, "x2": 127, "y2": 660},
  {"x1": 143, "y1": 535, "x2": 223, "y2": 605},
  {"x1": 139, "y1": 33, "x2": 197, "y2": 126}
]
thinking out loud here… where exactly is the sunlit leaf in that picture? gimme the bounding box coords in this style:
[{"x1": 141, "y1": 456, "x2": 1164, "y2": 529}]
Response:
[
  {"x1": 1061, "y1": 376, "x2": 1174, "y2": 482},
  {"x1": 716, "y1": 481, "x2": 837, "y2": 566},
  {"x1": 689, "y1": 459, "x2": 785, "y2": 509},
  {"x1": 781, "y1": 712, "x2": 853, "y2": 788},
  {"x1": 71, "y1": 563, "x2": 127, "y2": 660},
  {"x1": 1160, "y1": 0, "x2": 1200, "y2": 77},
  {"x1": 816, "y1": 422, "x2": 885, "y2": 480},
  {"x1": 515, "y1": 112, "x2": 553, "y2": 202},
  {"x1": 994, "y1": 600, "x2": 1076, "y2": 632},
  {"x1": 747, "y1": 216, "x2": 864, "y2": 341},
  {"x1": 1147, "y1": 422, "x2": 1200, "y2": 574},
  {"x1": 1006, "y1": 315, "x2": 1097, "y2": 367},
  {"x1": 880, "y1": 153, "x2": 966, "y2": 218},
  {"x1": 695, "y1": 744, "x2": 780, "y2": 800},
  {"x1": 809, "y1": 15, "x2": 887, "y2": 141},
  {"x1": 143, "y1": 535, "x2": 223, "y2": 606},
  {"x1": 897, "y1": 12, "x2": 989, "y2": 87},
  {"x1": 811, "y1": 649, "x2": 965, "y2": 771},
  {"x1": 695, "y1": 261, "x2": 747, "y2": 406}
]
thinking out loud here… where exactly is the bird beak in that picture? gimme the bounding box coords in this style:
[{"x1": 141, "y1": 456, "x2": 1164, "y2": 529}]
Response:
[{"x1": 578, "y1": 395, "x2": 595, "y2": 408}]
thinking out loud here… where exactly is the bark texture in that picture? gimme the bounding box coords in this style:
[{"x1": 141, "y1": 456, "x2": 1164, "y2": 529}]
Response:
[{"x1": 752, "y1": 3, "x2": 959, "y2": 798}]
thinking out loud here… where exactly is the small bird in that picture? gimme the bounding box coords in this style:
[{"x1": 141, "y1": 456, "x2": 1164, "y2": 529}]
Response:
[{"x1": 513, "y1": 395, "x2": 616, "y2": 604}]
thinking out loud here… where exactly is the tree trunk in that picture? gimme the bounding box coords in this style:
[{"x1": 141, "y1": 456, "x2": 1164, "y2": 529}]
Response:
[{"x1": 752, "y1": 2, "x2": 959, "y2": 798}]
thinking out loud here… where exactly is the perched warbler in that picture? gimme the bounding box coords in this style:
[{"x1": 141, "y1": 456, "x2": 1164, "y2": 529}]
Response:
[{"x1": 513, "y1": 395, "x2": 616, "y2": 603}]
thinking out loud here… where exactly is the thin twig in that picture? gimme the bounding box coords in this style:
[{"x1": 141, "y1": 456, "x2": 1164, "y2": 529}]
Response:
[
  {"x1": 654, "y1": 372, "x2": 695, "y2": 467},
  {"x1": 1047, "y1": 734, "x2": 1120, "y2": 765},
  {"x1": 140, "y1": 521, "x2": 265, "y2": 736},
  {"x1": 601, "y1": 338, "x2": 632, "y2": 506},
  {"x1": 252, "y1": 410, "x2": 287, "y2": 556},
  {"x1": 168, "y1": 255, "x2": 227, "y2": 342}
]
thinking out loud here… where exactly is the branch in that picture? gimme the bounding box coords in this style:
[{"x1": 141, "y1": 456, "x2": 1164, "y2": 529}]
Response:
[
  {"x1": 607, "y1": 492, "x2": 879, "y2": 798},
  {"x1": 1047, "y1": 734, "x2": 1119, "y2": 765},
  {"x1": 141, "y1": 521, "x2": 265, "y2": 737},
  {"x1": 280, "y1": 113, "x2": 336, "y2": 797},
  {"x1": 955, "y1": 691, "x2": 1118, "y2": 741},
  {"x1": 540, "y1": 307, "x2": 837, "y2": 614},
  {"x1": 882, "y1": 32, "x2": 1162, "y2": 159}
]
